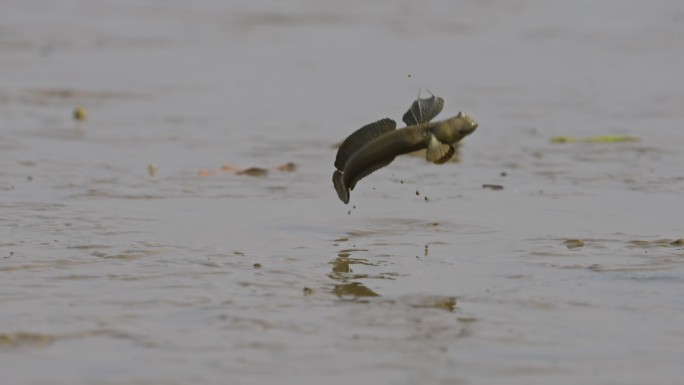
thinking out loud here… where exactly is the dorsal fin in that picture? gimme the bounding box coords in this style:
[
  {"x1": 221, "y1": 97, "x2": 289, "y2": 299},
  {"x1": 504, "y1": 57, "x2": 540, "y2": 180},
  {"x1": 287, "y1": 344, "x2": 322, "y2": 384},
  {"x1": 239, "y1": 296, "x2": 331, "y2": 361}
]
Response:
[
  {"x1": 335, "y1": 118, "x2": 396, "y2": 171},
  {"x1": 402, "y1": 94, "x2": 444, "y2": 126}
]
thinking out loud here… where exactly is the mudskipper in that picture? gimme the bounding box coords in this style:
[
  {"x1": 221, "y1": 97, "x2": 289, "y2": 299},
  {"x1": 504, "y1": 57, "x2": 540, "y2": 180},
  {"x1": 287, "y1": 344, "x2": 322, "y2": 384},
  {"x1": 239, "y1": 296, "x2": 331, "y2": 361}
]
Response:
[{"x1": 333, "y1": 93, "x2": 478, "y2": 204}]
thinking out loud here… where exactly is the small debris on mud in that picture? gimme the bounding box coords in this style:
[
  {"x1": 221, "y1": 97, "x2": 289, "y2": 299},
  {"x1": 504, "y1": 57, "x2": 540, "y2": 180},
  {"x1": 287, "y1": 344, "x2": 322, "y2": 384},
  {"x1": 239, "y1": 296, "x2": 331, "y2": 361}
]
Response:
[
  {"x1": 408, "y1": 296, "x2": 457, "y2": 312},
  {"x1": 0, "y1": 332, "x2": 56, "y2": 348},
  {"x1": 147, "y1": 164, "x2": 158, "y2": 177},
  {"x1": 199, "y1": 162, "x2": 297, "y2": 177},
  {"x1": 551, "y1": 135, "x2": 638, "y2": 143},
  {"x1": 482, "y1": 184, "x2": 504, "y2": 191},
  {"x1": 564, "y1": 239, "x2": 585, "y2": 249},
  {"x1": 73, "y1": 106, "x2": 87, "y2": 121}
]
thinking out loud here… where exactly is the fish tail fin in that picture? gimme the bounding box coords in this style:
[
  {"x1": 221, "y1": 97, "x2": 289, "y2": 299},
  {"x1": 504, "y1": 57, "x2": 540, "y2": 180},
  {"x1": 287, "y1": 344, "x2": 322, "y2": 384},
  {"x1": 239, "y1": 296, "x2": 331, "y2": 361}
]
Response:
[{"x1": 332, "y1": 170, "x2": 350, "y2": 204}]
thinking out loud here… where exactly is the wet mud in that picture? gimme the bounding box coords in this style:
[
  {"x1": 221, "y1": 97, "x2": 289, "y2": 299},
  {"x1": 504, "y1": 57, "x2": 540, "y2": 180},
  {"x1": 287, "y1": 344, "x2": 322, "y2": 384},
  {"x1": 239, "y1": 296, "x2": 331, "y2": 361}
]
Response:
[{"x1": 2, "y1": 1, "x2": 684, "y2": 384}]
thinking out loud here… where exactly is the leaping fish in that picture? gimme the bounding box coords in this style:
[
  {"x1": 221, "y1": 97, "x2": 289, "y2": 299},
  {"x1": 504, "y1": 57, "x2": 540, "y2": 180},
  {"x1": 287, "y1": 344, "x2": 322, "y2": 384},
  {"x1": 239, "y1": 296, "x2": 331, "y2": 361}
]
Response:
[{"x1": 332, "y1": 92, "x2": 478, "y2": 204}]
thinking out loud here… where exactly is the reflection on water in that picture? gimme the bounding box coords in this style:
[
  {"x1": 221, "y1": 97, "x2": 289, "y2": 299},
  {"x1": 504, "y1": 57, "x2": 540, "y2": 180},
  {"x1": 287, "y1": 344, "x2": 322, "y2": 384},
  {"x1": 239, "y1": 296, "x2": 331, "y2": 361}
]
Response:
[
  {"x1": 332, "y1": 282, "x2": 380, "y2": 299},
  {"x1": 329, "y1": 251, "x2": 381, "y2": 298}
]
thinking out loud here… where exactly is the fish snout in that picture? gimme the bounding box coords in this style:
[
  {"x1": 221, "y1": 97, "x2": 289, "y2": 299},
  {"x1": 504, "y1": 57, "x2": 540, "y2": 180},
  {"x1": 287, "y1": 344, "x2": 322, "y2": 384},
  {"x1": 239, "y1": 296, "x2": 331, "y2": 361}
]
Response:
[{"x1": 456, "y1": 111, "x2": 478, "y2": 137}]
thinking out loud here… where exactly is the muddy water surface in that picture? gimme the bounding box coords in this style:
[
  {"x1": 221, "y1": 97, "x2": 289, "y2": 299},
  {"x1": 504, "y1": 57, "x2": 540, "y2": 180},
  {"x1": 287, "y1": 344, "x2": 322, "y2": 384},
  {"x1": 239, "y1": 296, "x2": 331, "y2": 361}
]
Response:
[{"x1": 2, "y1": 1, "x2": 684, "y2": 384}]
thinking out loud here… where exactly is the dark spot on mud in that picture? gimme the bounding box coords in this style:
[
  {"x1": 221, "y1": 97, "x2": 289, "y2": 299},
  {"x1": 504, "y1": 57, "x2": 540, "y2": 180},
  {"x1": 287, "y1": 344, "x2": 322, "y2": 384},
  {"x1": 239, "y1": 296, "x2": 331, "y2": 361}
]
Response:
[{"x1": 564, "y1": 239, "x2": 585, "y2": 249}]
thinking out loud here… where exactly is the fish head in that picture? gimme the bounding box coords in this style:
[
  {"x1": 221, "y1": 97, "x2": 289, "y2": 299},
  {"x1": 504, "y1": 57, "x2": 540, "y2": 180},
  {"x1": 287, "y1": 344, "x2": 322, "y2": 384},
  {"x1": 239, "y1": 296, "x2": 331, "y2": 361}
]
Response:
[
  {"x1": 456, "y1": 111, "x2": 478, "y2": 137},
  {"x1": 432, "y1": 112, "x2": 478, "y2": 144}
]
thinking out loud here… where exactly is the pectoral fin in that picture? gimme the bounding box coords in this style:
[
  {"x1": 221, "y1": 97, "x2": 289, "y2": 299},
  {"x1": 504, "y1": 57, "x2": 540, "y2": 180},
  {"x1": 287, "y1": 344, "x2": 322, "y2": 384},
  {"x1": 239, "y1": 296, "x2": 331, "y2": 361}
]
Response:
[
  {"x1": 402, "y1": 94, "x2": 444, "y2": 126},
  {"x1": 426, "y1": 136, "x2": 455, "y2": 164},
  {"x1": 335, "y1": 118, "x2": 396, "y2": 171}
]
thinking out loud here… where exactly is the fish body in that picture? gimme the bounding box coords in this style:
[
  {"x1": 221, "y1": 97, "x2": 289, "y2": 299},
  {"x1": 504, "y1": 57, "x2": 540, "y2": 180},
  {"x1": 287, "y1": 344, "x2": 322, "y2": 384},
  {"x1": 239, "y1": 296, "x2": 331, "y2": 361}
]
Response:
[{"x1": 333, "y1": 107, "x2": 478, "y2": 204}]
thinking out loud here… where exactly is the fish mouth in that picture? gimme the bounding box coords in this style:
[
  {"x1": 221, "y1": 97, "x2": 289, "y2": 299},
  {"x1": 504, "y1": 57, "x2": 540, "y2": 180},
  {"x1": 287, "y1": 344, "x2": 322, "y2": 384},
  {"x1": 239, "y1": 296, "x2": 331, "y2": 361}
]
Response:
[{"x1": 462, "y1": 121, "x2": 478, "y2": 136}]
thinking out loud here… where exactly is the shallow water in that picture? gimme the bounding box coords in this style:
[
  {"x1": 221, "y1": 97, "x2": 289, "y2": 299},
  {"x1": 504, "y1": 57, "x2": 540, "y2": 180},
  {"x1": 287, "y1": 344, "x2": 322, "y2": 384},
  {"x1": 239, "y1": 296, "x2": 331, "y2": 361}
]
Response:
[{"x1": 2, "y1": 1, "x2": 684, "y2": 384}]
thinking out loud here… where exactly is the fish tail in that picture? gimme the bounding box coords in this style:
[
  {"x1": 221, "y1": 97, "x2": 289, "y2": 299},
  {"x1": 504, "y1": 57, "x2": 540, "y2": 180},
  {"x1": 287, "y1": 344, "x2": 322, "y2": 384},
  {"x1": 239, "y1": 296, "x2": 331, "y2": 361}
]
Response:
[{"x1": 332, "y1": 170, "x2": 350, "y2": 204}]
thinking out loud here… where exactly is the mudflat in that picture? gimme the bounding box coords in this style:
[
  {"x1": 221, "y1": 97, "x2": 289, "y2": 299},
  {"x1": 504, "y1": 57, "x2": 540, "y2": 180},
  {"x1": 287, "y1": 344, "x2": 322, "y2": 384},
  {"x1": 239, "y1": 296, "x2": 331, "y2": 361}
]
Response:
[{"x1": 2, "y1": 1, "x2": 684, "y2": 384}]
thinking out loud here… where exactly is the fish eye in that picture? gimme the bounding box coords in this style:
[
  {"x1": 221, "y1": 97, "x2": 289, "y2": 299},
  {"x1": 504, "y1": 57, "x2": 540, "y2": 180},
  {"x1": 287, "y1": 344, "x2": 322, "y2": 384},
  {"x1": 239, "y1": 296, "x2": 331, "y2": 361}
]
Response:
[{"x1": 457, "y1": 111, "x2": 465, "y2": 118}]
